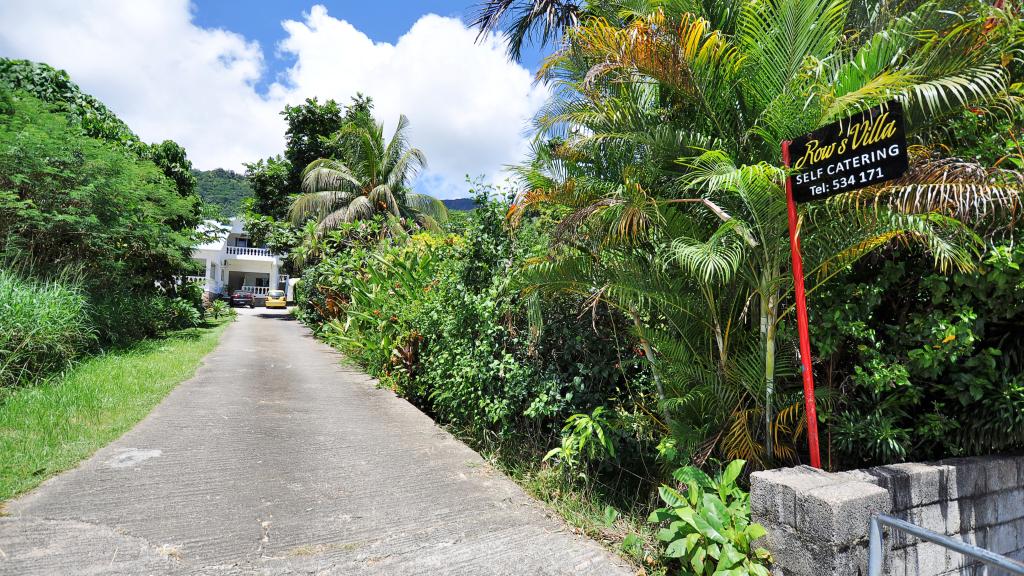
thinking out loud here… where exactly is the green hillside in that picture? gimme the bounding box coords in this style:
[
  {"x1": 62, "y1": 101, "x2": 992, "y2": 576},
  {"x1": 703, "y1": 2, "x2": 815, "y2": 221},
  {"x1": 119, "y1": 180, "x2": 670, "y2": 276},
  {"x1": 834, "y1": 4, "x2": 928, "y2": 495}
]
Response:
[{"x1": 193, "y1": 168, "x2": 251, "y2": 217}]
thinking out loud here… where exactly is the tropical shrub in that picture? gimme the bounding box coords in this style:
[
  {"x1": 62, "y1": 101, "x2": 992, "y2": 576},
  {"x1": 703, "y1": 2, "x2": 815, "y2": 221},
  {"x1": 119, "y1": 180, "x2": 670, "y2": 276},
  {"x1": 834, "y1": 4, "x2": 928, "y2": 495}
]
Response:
[
  {"x1": 0, "y1": 94, "x2": 197, "y2": 294},
  {"x1": 0, "y1": 86, "x2": 205, "y2": 353},
  {"x1": 207, "y1": 299, "x2": 233, "y2": 320},
  {"x1": 649, "y1": 460, "x2": 772, "y2": 576},
  {"x1": 816, "y1": 243, "x2": 1024, "y2": 466},
  {"x1": 0, "y1": 268, "x2": 94, "y2": 387},
  {"x1": 166, "y1": 297, "x2": 203, "y2": 330},
  {"x1": 300, "y1": 188, "x2": 653, "y2": 448},
  {"x1": 507, "y1": 0, "x2": 1023, "y2": 471}
]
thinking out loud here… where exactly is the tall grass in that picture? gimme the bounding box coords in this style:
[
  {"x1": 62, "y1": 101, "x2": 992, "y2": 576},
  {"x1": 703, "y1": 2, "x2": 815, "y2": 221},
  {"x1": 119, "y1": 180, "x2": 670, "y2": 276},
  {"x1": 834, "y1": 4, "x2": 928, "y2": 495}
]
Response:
[{"x1": 0, "y1": 268, "x2": 95, "y2": 387}]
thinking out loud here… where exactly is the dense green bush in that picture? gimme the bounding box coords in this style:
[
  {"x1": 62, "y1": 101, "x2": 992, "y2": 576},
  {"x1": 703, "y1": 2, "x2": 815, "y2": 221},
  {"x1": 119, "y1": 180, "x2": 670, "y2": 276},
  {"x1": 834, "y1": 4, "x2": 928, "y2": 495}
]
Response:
[
  {"x1": 0, "y1": 94, "x2": 196, "y2": 293},
  {"x1": 0, "y1": 87, "x2": 206, "y2": 355},
  {"x1": 299, "y1": 189, "x2": 652, "y2": 446},
  {"x1": 815, "y1": 243, "x2": 1024, "y2": 467},
  {"x1": 90, "y1": 287, "x2": 205, "y2": 347},
  {"x1": 0, "y1": 269, "x2": 94, "y2": 387}
]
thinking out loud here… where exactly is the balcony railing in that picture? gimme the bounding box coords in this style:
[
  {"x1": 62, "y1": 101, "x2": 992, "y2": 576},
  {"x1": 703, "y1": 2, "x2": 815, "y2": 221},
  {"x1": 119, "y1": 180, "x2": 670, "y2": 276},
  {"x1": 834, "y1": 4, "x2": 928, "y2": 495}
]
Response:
[
  {"x1": 226, "y1": 246, "x2": 272, "y2": 257},
  {"x1": 184, "y1": 275, "x2": 206, "y2": 284},
  {"x1": 242, "y1": 285, "x2": 270, "y2": 295}
]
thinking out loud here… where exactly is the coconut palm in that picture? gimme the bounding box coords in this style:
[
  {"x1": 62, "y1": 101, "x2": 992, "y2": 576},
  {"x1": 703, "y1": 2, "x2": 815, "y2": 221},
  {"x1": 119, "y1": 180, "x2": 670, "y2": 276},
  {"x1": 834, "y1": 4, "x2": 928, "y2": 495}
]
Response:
[
  {"x1": 472, "y1": 0, "x2": 585, "y2": 60},
  {"x1": 289, "y1": 114, "x2": 448, "y2": 234},
  {"x1": 513, "y1": 0, "x2": 1023, "y2": 467}
]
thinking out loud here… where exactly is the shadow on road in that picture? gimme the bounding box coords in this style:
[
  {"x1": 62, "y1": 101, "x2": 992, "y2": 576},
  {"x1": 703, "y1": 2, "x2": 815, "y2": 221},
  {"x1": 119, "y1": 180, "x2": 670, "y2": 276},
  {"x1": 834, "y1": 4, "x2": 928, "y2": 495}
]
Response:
[{"x1": 256, "y1": 312, "x2": 296, "y2": 321}]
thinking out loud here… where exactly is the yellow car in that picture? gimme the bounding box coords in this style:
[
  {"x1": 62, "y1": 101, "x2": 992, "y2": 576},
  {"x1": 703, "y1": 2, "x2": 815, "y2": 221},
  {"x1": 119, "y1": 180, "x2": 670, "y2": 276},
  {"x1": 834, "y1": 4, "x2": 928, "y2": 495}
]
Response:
[{"x1": 265, "y1": 289, "x2": 288, "y2": 309}]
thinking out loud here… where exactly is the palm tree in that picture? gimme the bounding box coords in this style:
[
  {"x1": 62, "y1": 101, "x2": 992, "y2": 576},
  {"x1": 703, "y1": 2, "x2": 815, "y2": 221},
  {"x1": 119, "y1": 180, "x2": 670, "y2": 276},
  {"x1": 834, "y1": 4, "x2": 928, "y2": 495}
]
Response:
[
  {"x1": 513, "y1": 0, "x2": 1023, "y2": 468},
  {"x1": 289, "y1": 114, "x2": 448, "y2": 234},
  {"x1": 472, "y1": 0, "x2": 585, "y2": 60}
]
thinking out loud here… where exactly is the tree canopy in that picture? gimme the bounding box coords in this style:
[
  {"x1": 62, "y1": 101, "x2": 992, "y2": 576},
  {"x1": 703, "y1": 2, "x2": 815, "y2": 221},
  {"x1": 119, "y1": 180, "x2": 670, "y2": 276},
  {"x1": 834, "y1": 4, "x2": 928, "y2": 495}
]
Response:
[
  {"x1": 193, "y1": 168, "x2": 253, "y2": 217},
  {"x1": 0, "y1": 93, "x2": 197, "y2": 292}
]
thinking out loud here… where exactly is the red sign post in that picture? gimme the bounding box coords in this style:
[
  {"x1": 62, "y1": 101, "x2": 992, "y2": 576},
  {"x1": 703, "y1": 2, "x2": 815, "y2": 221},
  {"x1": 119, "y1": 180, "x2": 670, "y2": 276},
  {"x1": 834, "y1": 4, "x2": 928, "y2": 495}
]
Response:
[
  {"x1": 781, "y1": 100, "x2": 910, "y2": 469},
  {"x1": 781, "y1": 140, "x2": 822, "y2": 469}
]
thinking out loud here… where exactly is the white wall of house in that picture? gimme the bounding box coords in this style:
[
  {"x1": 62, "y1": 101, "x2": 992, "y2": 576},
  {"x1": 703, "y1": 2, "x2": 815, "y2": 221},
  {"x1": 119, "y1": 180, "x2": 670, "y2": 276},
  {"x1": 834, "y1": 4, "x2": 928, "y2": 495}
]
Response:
[{"x1": 188, "y1": 218, "x2": 294, "y2": 300}]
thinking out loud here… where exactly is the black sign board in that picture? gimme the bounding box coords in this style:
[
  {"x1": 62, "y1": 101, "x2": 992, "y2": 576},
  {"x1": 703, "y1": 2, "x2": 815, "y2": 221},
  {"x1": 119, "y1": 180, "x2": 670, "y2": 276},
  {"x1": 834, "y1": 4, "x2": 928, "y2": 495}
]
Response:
[{"x1": 787, "y1": 101, "x2": 909, "y2": 203}]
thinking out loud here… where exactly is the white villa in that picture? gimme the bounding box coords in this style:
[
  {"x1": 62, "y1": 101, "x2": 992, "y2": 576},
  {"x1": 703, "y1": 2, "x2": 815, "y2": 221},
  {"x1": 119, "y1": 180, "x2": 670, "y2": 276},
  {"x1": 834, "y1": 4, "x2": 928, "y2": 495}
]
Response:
[{"x1": 186, "y1": 218, "x2": 293, "y2": 301}]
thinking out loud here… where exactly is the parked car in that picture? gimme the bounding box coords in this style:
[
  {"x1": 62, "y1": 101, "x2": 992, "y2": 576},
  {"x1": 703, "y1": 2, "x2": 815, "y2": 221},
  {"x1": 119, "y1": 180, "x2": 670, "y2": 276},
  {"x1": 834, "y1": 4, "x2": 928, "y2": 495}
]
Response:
[
  {"x1": 229, "y1": 290, "x2": 255, "y2": 308},
  {"x1": 265, "y1": 289, "x2": 287, "y2": 309}
]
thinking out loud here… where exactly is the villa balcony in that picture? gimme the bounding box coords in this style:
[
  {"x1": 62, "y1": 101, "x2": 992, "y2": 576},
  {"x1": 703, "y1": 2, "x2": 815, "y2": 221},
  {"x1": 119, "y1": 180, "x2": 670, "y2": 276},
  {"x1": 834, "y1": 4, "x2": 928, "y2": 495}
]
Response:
[
  {"x1": 242, "y1": 285, "x2": 270, "y2": 295},
  {"x1": 225, "y1": 246, "x2": 273, "y2": 258}
]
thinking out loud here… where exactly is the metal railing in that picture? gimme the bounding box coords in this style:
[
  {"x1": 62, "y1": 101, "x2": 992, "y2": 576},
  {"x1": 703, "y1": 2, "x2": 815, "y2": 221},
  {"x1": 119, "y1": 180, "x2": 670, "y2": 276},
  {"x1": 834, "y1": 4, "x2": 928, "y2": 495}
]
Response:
[
  {"x1": 869, "y1": 514, "x2": 1024, "y2": 576},
  {"x1": 241, "y1": 285, "x2": 270, "y2": 295},
  {"x1": 226, "y1": 246, "x2": 272, "y2": 257}
]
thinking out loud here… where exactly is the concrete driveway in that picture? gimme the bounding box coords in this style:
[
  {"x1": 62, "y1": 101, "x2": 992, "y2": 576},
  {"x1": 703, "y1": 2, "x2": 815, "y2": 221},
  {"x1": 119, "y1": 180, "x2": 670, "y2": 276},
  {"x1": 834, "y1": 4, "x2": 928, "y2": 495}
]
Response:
[{"x1": 0, "y1": 307, "x2": 633, "y2": 575}]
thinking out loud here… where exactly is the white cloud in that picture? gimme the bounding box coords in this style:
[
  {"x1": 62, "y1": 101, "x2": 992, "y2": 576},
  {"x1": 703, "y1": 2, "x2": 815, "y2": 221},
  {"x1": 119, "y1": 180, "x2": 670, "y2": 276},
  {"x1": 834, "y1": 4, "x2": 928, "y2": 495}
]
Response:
[
  {"x1": 0, "y1": 1, "x2": 547, "y2": 199},
  {"x1": 0, "y1": 0, "x2": 285, "y2": 174}
]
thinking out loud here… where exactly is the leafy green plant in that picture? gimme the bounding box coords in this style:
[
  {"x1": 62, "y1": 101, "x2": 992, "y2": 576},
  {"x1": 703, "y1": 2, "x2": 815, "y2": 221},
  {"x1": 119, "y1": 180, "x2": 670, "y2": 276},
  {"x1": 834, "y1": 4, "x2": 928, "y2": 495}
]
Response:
[
  {"x1": 165, "y1": 297, "x2": 203, "y2": 330},
  {"x1": 649, "y1": 460, "x2": 771, "y2": 576},
  {"x1": 0, "y1": 58, "x2": 142, "y2": 151},
  {"x1": 207, "y1": 299, "x2": 232, "y2": 320},
  {"x1": 0, "y1": 92, "x2": 198, "y2": 303},
  {"x1": 816, "y1": 242, "x2": 1024, "y2": 466},
  {"x1": 322, "y1": 245, "x2": 439, "y2": 377},
  {"x1": 544, "y1": 406, "x2": 618, "y2": 469}
]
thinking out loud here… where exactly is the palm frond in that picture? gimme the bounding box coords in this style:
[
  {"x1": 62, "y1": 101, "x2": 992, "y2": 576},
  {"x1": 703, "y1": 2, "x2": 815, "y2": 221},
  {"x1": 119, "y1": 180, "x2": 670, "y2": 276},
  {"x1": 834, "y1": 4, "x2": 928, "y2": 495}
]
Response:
[{"x1": 406, "y1": 193, "x2": 450, "y2": 223}]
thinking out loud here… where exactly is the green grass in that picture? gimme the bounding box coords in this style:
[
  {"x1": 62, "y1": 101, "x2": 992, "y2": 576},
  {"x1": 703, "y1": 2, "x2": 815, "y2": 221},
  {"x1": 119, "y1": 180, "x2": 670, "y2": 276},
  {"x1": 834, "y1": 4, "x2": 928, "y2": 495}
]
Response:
[
  {"x1": 467, "y1": 436, "x2": 665, "y2": 573},
  {"x1": 0, "y1": 318, "x2": 231, "y2": 502},
  {"x1": 497, "y1": 460, "x2": 665, "y2": 573}
]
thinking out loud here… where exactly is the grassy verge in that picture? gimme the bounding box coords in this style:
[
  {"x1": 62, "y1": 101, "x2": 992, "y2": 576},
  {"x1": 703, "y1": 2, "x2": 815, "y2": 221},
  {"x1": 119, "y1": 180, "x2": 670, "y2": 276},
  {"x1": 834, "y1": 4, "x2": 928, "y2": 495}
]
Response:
[
  {"x1": 0, "y1": 318, "x2": 232, "y2": 501},
  {"x1": 469, "y1": 438, "x2": 666, "y2": 573}
]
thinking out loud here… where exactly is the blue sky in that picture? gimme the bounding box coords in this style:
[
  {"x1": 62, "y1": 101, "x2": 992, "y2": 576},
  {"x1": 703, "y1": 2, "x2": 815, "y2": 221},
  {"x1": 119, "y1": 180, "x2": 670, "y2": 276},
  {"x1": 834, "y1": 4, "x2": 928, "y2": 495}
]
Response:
[{"x1": 0, "y1": 1, "x2": 552, "y2": 199}]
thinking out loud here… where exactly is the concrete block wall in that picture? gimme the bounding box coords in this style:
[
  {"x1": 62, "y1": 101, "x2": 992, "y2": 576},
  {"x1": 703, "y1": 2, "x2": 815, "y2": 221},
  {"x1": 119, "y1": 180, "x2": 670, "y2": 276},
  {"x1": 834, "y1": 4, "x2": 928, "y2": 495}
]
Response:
[{"x1": 751, "y1": 455, "x2": 1024, "y2": 575}]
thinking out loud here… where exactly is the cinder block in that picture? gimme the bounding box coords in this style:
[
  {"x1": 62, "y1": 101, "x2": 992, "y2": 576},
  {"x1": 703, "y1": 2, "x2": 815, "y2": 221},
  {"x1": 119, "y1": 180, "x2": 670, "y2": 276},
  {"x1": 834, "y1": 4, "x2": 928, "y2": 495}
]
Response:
[
  {"x1": 995, "y1": 489, "x2": 1024, "y2": 524},
  {"x1": 831, "y1": 542, "x2": 871, "y2": 576},
  {"x1": 915, "y1": 540, "x2": 952, "y2": 574},
  {"x1": 888, "y1": 543, "x2": 915, "y2": 576},
  {"x1": 976, "y1": 496, "x2": 1000, "y2": 528},
  {"x1": 984, "y1": 458, "x2": 1019, "y2": 493},
  {"x1": 906, "y1": 500, "x2": 962, "y2": 535},
  {"x1": 958, "y1": 499, "x2": 981, "y2": 533},
  {"x1": 985, "y1": 522, "x2": 1018, "y2": 555},
  {"x1": 796, "y1": 480, "x2": 891, "y2": 547},
  {"x1": 838, "y1": 468, "x2": 880, "y2": 486},
  {"x1": 941, "y1": 457, "x2": 989, "y2": 499},
  {"x1": 1011, "y1": 547, "x2": 1024, "y2": 564},
  {"x1": 754, "y1": 456, "x2": 1024, "y2": 576},
  {"x1": 751, "y1": 466, "x2": 838, "y2": 528},
  {"x1": 759, "y1": 521, "x2": 821, "y2": 576},
  {"x1": 870, "y1": 462, "x2": 949, "y2": 508}
]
